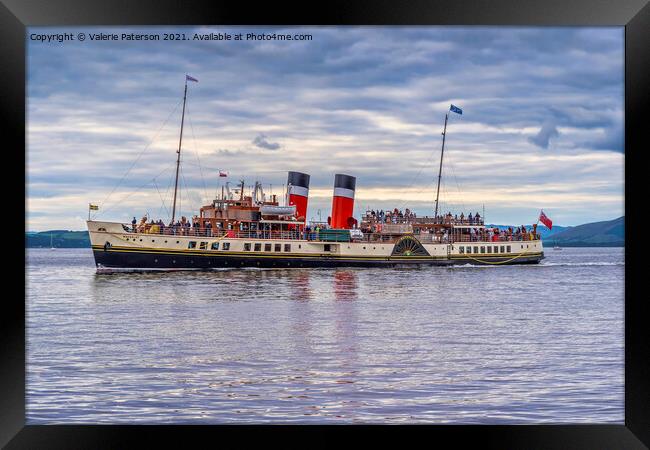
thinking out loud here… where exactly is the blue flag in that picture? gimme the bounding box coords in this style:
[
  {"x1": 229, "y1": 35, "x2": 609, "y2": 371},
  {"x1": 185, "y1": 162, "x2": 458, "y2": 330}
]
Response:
[
  {"x1": 186, "y1": 74, "x2": 198, "y2": 82},
  {"x1": 450, "y1": 104, "x2": 462, "y2": 115}
]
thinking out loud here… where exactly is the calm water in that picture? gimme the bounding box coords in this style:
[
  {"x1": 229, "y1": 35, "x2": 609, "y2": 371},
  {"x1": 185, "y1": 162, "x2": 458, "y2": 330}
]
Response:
[{"x1": 26, "y1": 247, "x2": 624, "y2": 424}]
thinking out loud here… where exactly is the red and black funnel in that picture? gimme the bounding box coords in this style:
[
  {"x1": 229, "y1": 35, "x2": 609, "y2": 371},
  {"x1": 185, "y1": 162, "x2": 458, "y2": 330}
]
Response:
[
  {"x1": 287, "y1": 171, "x2": 310, "y2": 221},
  {"x1": 331, "y1": 173, "x2": 356, "y2": 229}
]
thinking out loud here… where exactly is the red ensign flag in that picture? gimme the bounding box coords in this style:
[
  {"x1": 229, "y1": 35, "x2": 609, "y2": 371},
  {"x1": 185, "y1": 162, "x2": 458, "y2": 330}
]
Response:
[{"x1": 539, "y1": 211, "x2": 552, "y2": 230}]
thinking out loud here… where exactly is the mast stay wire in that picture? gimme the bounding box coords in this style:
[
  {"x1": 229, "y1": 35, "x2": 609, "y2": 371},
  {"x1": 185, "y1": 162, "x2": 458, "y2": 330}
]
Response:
[
  {"x1": 93, "y1": 98, "x2": 183, "y2": 219},
  {"x1": 180, "y1": 164, "x2": 197, "y2": 221},
  {"x1": 395, "y1": 136, "x2": 439, "y2": 212},
  {"x1": 444, "y1": 158, "x2": 467, "y2": 214},
  {"x1": 97, "y1": 162, "x2": 176, "y2": 218},
  {"x1": 159, "y1": 164, "x2": 176, "y2": 222},
  {"x1": 153, "y1": 179, "x2": 170, "y2": 220},
  {"x1": 186, "y1": 104, "x2": 210, "y2": 205}
]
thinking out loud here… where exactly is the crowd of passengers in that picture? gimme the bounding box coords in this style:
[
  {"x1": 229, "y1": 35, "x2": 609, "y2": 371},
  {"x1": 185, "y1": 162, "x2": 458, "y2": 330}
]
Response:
[
  {"x1": 131, "y1": 215, "x2": 225, "y2": 237},
  {"x1": 438, "y1": 224, "x2": 541, "y2": 242},
  {"x1": 129, "y1": 215, "x2": 540, "y2": 242},
  {"x1": 130, "y1": 215, "x2": 310, "y2": 239},
  {"x1": 366, "y1": 209, "x2": 485, "y2": 225}
]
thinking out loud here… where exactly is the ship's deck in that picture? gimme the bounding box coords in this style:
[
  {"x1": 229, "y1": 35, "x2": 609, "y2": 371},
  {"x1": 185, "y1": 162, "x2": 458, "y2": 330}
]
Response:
[{"x1": 110, "y1": 223, "x2": 541, "y2": 244}]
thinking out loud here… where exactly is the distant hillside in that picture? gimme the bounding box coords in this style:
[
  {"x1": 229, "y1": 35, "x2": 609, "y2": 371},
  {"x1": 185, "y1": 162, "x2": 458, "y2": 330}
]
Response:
[
  {"x1": 545, "y1": 216, "x2": 624, "y2": 247},
  {"x1": 25, "y1": 230, "x2": 90, "y2": 248},
  {"x1": 25, "y1": 217, "x2": 624, "y2": 248}
]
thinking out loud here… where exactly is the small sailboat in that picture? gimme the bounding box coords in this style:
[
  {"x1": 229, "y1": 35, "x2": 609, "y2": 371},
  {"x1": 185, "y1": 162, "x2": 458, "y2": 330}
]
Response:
[
  {"x1": 50, "y1": 232, "x2": 56, "y2": 250},
  {"x1": 552, "y1": 239, "x2": 561, "y2": 250}
]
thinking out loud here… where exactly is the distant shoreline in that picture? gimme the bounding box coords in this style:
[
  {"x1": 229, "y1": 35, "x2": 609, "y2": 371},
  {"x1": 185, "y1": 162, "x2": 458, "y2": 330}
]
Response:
[{"x1": 24, "y1": 216, "x2": 625, "y2": 249}]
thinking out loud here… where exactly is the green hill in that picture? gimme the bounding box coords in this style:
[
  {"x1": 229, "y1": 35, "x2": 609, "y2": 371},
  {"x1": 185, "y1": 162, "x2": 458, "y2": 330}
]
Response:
[
  {"x1": 25, "y1": 217, "x2": 624, "y2": 248},
  {"x1": 25, "y1": 230, "x2": 90, "y2": 248},
  {"x1": 544, "y1": 216, "x2": 624, "y2": 247}
]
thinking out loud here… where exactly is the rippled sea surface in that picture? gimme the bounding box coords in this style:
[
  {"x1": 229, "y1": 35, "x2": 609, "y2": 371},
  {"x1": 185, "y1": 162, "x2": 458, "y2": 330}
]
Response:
[{"x1": 26, "y1": 247, "x2": 624, "y2": 424}]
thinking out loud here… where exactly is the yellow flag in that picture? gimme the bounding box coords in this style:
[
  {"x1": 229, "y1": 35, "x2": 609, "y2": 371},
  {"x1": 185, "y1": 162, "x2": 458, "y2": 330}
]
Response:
[{"x1": 89, "y1": 204, "x2": 99, "y2": 210}]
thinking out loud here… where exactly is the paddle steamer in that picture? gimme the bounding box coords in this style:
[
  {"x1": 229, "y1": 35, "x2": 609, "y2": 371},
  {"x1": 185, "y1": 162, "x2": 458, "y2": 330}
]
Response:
[{"x1": 87, "y1": 77, "x2": 544, "y2": 270}]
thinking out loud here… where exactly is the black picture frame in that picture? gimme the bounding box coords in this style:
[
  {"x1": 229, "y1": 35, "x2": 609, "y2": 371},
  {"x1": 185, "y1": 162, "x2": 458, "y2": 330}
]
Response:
[{"x1": 5, "y1": 0, "x2": 648, "y2": 447}]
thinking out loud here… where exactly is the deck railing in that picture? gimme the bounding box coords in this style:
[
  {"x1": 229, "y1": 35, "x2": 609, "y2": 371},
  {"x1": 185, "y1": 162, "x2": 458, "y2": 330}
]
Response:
[{"x1": 117, "y1": 223, "x2": 540, "y2": 243}]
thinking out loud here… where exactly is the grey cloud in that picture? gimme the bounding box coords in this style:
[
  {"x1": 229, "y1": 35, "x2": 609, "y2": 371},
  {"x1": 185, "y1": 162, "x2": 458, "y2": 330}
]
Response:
[
  {"x1": 27, "y1": 26, "x2": 624, "y2": 229},
  {"x1": 528, "y1": 121, "x2": 560, "y2": 149},
  {"x1": 252, "y1": 134, "x2": 280, "y2": 150}
]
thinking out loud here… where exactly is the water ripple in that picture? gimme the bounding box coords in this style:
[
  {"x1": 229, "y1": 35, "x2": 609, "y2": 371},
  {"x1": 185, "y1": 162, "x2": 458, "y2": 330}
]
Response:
[{"x1": 26, "y1": 247, "x2": 624, "y2": 423}]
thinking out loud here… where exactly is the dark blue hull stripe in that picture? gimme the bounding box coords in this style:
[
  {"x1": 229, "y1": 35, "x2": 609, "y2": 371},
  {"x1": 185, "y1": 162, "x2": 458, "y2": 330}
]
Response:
[{"x1": 92, "y1": 248, "x2": 544, "y2": 269}]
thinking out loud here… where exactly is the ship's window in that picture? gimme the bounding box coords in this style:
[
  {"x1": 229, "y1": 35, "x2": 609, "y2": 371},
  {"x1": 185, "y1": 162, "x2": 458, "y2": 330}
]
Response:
[
  {"x1": 500, "y1": 245, "x2": 505, "y2": 253},
  {"x1": 480, "y1": 246, "x2": 485, "y2": 253},
  {"x1": 274, "y1": 243, "x2": 281, "y2": 252},
  {"x1": 176, "y1": 241, "x2": 180, "y2": 244},
  {"x1": 264, "y1": 243, "x2": 272, "y2": 252},
  {"x1": 507, "y1": 245, "x2": 511, "y2": 252},
  {"x1": 222, "y1": 242, "x2": 230, "y2": 250},
  {"x1": 152, "y1": 240, "x2": 155, "y2": 242},
  {"x1": 199, "y1": 242, "x2": 208, "y2": 250},
  {"x1": 324, "y1": 244, "x2": 331, "y2": 252},
  {"x1": 473, "y1": 246, "x2": 478, "y2": 253},
  {"x1": 459, "y1": 247, "x2": 465, "y2": 254},
  {"x1": 211, "y1": 242, "x2": 219, "y2": 250},
  {"x1": 188, "y1": 241, "x2": 197, "y2": 249},
  {"x1": 254, "y1": 243, "x2": 261, "y2": 252},
  {"x1": 493, "y1": 246, "x2": 498, "y2": 253},
  {"x1": 487, "y1": 246, "x2": 492, "y2": 253},
  {"x1": 298, "y1": 244, "x2": 301, "y2": 249},
  {"x1": 244, "y1": 243, "x2": 251, "y2": 251},
  {"x1": 284, "y1": 244, "x2": 291, "y2": 252}
]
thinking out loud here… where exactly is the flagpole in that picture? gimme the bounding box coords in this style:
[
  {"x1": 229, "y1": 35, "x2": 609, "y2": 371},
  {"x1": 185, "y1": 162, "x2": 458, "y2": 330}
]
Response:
[
  {"x1": 171, "y1": 76, "x2": 188, "y2": 225},
  {"x1": 434, "y1": 112, "x2": 448, "y2": 220}
]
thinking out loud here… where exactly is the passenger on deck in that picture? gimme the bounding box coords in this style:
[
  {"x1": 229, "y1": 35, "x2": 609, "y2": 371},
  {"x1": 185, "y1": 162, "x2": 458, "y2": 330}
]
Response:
[
  {"x1": 468, "y1": 213, "x2": 473, "y2": 225},
  {"x1": 131, "y1": 217, "x2": 137, "y2": 232}
]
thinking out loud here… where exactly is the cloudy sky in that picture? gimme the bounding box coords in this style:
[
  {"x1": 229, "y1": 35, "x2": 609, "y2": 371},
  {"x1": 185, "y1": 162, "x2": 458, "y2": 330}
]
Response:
[{"x1": 27, "y1": 26, "x2": 624, "y2": 231}]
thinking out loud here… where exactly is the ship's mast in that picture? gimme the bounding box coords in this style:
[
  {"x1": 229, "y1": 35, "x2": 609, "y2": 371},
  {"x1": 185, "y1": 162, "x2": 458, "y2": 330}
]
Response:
[
  {"x1": 171, "y1": 77, "x2": 189, "y2": 225},
  {"x1": 434, "y1": 112, "x2": 448, "y2": 220}
]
